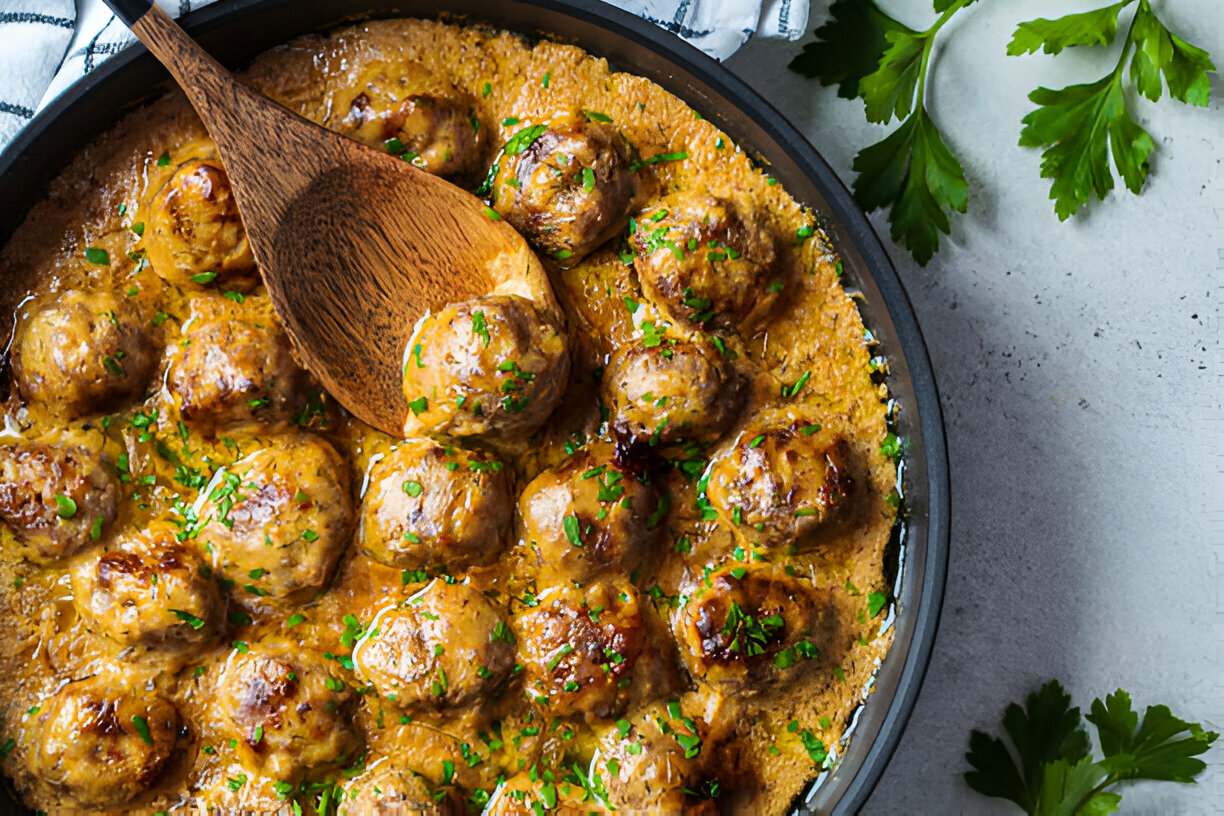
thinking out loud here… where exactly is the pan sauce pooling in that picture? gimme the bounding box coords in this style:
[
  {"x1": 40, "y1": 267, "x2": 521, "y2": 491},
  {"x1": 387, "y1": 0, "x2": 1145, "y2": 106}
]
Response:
[{"x1": 0, "y1": 17, "x2": 898, "y2": 816}]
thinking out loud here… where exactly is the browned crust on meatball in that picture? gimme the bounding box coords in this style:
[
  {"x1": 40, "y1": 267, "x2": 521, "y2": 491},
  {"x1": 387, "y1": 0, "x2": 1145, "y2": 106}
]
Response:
[
  {"x1": 493, "y1": 110, "x2": 649, "y2": 266},
  {"x1": 144, "y1": 159, "x2": 257, "y2": 290},
  {"x1": 0, "y1": 442, "x2": 117, "y2": 563},
  {"x1": 357, "y1": 438, "x2": 513, "y2": 572},
  {"x1": 11, "y1": 289, "x2": 157, "y2": 419}
]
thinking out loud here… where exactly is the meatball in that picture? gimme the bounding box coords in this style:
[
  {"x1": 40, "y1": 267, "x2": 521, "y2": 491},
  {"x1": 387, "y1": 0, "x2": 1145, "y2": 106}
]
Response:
[
  {"x1": 401, "y1": 295, "x2": 569, "y2": 442},
  {"x1": 340, "y1": 762, "x2": 461, "y2": 816},
  {"x1": 633, "y1": 193, "x2": 782, "y2": 330},
  {"x1": 0, "y1": 442, "x2": 117, "y2": 563},
  {"x1": 28, "y1": 677, "x2": 179, "y2": 809},
  {"x1": 199, "y1": 434, "x2": 352, "y2": 603},
  {"x1": 70, "y1": 527, "x2": 221, "y2": 651},
  {"x1": 353, "y1": 579, "x2": 515, "y2": 710},
  {"x1": 592, "y1": 704, "x2": 706, "y2": 812},
  {"x1": 216, "y1": 640, "x2": 358, "y2": 780},
  {"x1": 11, "y1": 288, "x2": 156, "y2": 419},
  {"x1": 517, "y1": 453, "x2": 662, "y2": 585},
  {"x1": 348, "y1": 90, "x2": 486, "y2": 180},
  {"x1": 704, "y1": 421, "x2": 853, "y2": 551},
  {"x1": 169, "y1": 313, "x2": 306, "y2": 432},
  {"x1": 144, "y1": 159, "x2": 257, "y2": 290},
  {"x1": 517, "y1": 583, "x2": 644, "y2": 718},
  {"x1": 673, "y1": 565, "x2": 828, "y2": 687},
  {"x1": 492, "y1": 111, "x2": 642, "y2": 265},
  {"x1": 603, "y1": 339, "x2": 741, "y2": 448},
  {"x1": 357, "y1": 438, "x2": 513, "y2": 571}
]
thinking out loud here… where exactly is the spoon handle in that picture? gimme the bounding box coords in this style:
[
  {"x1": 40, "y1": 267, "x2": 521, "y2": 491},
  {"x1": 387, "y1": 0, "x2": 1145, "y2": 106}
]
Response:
[
  {"x1": 103, "y1": 0, "x2": 153, "y2": 27},
  {"x1": 100, "y1": 1, "x2": 233, "y2": 108}
]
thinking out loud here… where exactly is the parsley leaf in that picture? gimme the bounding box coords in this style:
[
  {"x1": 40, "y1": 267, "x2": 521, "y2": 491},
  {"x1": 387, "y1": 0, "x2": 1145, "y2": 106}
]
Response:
[
  {"x1": 965, "y1": 680, "x2": 1218, "y2": 814},
  {"x1": 1086, "y1": 690, "x2": 1217, "y2": 782},
  {"x1": 1008, "y1": 2, "x2": 1130, "y2": 56},
  {"x1": 965, "y1": 680, "x2": 1090, "y2": 811},
  {"x1": 853, "y1": 108, "x2": 967, "y2": 266},
  {"x1": 1014, "y1": 0, "x2": 1215, "y2": 220},
  {"x1": 787, "y1": 0, "x2": 913, "y2": 99}
]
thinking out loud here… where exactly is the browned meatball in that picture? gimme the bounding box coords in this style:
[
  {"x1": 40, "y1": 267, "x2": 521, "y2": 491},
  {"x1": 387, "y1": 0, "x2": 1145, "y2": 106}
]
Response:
[
  {"x1": 169, "y1": 313, "x2": 306, "y2": 432},
  {"x1": 492, "y1": 112, "x2": 642, "y2": 266},
  {"x1": 357, "y1": 438, "x2": 512, "y2": 572},
  {"x1": 348, "y1": 91, "x2": 486, "y2": 180},
  {"x1": 70, "y1": 526, "x2": 221, "y2": 651},
  {"x1": 592, "y1": 703, "x2": 706, "y2": 811},
  {"x1": 633, "y1": 193, "x2": 782, "y2": 330},
  {"x1": 354, "y1": 579, "x2": 515, "y2": 710},
  {"x1": 401, "y1": 295, "x2": 569, "y2": 442},
  {"x1": 216, "y1": 640, "x2": 358, "y2": 780},
  {"x1": 517, "y1": 453, "x2": 662, "y2": 585},
  {"x1": 673, "y1": 565, "x2": 828, "y2": 688},
  {"x1": 11, "y1": 289, "x2": 156, "y2": 419},
  {"x1": 518, "y1": 583, "x2": 644, "y2": 718},
  {"x1": 26, "y1": 677, "x2": 179, "y2": 809},
  {"x1": 199, "y1": 434, "x2": 352, "y2": 604},
  {"x1": 603, "y1": 338, "x2": 741, "y2": 448},
  {"x1": 0, "y1": 442, "x2": 117, "y2": 563},
  {"x1": 340, "y1": 762, "x2": 462, "y2": 815},
  {"x1": 144, "y1": 159, "x2": 257, "y2": 290},
  {"x1": 704, "y1": 419, "x2": 853, "y2": 551}
]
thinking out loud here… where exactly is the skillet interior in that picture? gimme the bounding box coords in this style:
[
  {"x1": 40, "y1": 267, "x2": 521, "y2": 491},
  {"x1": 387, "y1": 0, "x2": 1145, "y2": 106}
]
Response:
[{"x1": 0, "y1": 2, "x2": 949, "y2": 813}]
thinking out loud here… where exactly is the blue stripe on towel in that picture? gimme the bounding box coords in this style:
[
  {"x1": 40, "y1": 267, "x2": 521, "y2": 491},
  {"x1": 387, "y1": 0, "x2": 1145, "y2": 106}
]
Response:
[
  {"x1": 0, "y1": 101, "x2": 35, "y2": 119},
  {"x1": 0, "y1": 12, "x2": 74, "y2": 29}
]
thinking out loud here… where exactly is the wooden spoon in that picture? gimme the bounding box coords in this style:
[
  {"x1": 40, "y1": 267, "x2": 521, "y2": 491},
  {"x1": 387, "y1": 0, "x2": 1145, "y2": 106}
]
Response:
[{"x1": 103, "y1": 0, "x2": 547, "y2": 435}]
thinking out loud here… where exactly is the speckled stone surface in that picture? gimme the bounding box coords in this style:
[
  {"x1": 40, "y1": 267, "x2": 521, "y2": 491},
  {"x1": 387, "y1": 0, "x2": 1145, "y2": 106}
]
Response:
[{"x1": 725, "y1": 1, "x2": 1223, "y2": 812}]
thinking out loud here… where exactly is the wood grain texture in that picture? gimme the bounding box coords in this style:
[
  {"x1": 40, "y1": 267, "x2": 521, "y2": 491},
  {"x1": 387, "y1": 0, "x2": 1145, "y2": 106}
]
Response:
[{"x1": 127, "y1": 5, "x2": 542, "y2": 435}]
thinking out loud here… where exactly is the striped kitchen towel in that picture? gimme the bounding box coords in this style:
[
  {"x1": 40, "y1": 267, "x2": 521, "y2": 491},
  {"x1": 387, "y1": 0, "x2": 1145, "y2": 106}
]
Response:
[
  {"x1": 0, "y1": 1, "x2": 74, "y2": 148},
  {"x1": 0, "y1": 0, "x2": 808, "y2": 153}
]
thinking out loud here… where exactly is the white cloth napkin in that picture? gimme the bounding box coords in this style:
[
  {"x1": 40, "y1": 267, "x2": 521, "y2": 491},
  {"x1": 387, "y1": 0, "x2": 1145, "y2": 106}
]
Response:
[{"x1": 0, "y1": 0, "x2": 808, "y2": 152}]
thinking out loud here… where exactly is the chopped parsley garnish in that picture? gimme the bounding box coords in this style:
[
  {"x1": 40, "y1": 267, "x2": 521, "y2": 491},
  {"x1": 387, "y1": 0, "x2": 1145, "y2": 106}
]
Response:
[
  {"x1": 880, "y1": 432, "x2": 904, "y2": 460},
  {"x1": 471, "y1": 310, "x2": 491, "y2": 347},
  {"x1": 170, "y1": 609, "x2": 205, "y2": 629},
  {"x1": 868, "y1": 591, "x2": 888, "y2": 618},
  {"x1": 84, "y1": 247, "x2": 109, "y2": 266},
  {"x1": 131, "y1": 715, "x2": 153, "y2": 745},
  {"x1": 53, "y1": 494, "x2": 77, "y2": 519},
  {"x1": 562, "y1": 515, "x2": 583, "y2": 547}
]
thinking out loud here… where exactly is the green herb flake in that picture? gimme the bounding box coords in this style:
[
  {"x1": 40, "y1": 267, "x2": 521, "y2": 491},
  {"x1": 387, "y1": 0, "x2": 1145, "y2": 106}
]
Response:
[
  {"x1": 562, "y1": 515, "x2": 582, "y2": 547},
  {"x1": 53, "y1": 494, "x2": 77, "y2": 519},
  {"x1": 131, "y1": 715, "x2": 154, "y2": 745}
]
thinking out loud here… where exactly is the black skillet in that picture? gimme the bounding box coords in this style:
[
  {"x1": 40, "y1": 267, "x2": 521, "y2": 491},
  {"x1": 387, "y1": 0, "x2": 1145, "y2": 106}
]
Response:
[{"x1": 0, "y1": 1, "x2": 950, "y2": 813}]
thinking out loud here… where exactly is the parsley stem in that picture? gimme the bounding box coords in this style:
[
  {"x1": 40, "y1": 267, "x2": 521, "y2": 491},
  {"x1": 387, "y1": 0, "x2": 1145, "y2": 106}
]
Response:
[{"x1": 916, "y1": 0, "x2": 972, "y2": 104}]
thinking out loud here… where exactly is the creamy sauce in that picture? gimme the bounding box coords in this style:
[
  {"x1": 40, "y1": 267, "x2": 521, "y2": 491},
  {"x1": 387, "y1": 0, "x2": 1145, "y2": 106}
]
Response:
[{"x1": 0, "y1": 18, "x2": 896, "y2": 815}]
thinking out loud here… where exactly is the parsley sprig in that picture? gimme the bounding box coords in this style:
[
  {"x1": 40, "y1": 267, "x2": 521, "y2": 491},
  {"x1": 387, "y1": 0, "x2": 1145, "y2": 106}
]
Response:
[
  {"x1": 1011, "y1": 0, "x2": 1215, "y2": 220},
  {"x1": 965, "y1": 680, "x2": 1218, "y2": 814},
  {"x1": 790, "y1": 0, "x2": 974, "y2": 265},
  {"x1": 790, "y1": 0, "x2": 1215, "y2": 265}
]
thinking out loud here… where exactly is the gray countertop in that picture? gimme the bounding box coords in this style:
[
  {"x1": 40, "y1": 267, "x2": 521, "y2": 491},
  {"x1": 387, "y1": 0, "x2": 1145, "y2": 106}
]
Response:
[{"x1": 725, "y1": 1, "x2": 1223, "y2": 812}]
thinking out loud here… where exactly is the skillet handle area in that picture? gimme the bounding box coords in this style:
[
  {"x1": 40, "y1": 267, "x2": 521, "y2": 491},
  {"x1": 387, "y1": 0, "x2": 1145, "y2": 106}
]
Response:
[{"x1": 100, "y1": 0, "x2": 154, "y2": 28}]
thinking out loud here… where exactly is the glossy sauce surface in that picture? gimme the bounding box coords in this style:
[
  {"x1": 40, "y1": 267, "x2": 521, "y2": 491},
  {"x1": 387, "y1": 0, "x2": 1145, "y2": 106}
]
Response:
[{"x1": 0, "y1": 18, "x2": 897, "y2": 815}]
